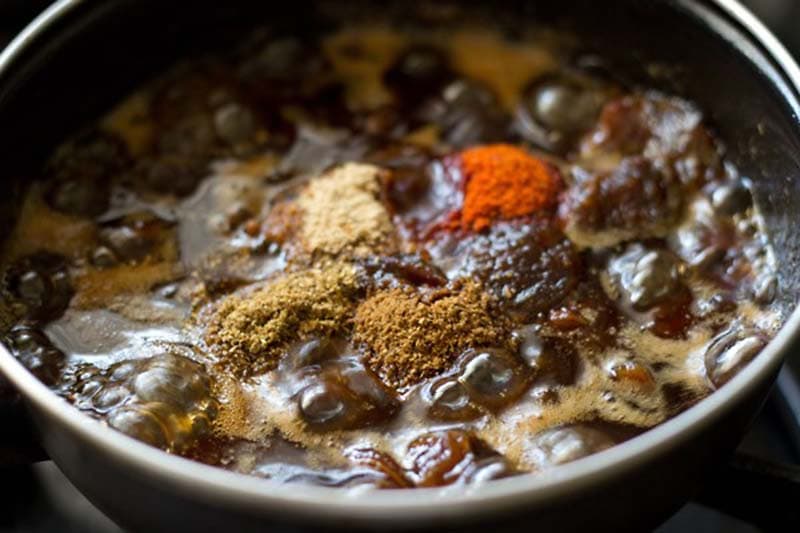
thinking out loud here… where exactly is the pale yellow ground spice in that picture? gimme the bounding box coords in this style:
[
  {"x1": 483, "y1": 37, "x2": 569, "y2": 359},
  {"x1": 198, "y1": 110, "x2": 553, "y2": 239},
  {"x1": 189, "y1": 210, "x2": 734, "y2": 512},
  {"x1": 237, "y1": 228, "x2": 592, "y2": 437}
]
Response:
[{"x1": 296, "y1": 163, "x2": 397, "y2": 258}]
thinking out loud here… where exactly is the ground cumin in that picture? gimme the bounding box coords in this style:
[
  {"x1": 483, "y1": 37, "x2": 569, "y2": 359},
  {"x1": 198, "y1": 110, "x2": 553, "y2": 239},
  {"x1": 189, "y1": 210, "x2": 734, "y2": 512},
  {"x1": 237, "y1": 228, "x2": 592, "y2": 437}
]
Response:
[
  {"x1": 353, "y1": 280, "x2": 512, "y2": 390},
  {"x1": 457, "y1": 144, "x2": 561, "y2": 232},
  {"x1": 296, "y1": 163, "x2": 397, "y2": 258},
  {"x1": 205, "y1": 262, "x2": 360, "y2": 377}
]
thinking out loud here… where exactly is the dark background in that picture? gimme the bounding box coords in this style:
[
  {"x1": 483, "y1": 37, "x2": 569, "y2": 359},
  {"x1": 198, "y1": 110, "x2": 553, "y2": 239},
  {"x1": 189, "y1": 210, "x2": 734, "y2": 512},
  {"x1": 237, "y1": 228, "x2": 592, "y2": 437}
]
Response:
[{"x1": 1, "y1": 1, "x2": 799, "y2": 532}]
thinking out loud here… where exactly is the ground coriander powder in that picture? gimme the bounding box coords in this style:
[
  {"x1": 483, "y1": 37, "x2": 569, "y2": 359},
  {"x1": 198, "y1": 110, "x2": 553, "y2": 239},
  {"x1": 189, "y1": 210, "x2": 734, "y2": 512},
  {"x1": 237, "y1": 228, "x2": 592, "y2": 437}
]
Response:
[{"x1": 205, "y1": 262, "x2": 360, "y2": 376}]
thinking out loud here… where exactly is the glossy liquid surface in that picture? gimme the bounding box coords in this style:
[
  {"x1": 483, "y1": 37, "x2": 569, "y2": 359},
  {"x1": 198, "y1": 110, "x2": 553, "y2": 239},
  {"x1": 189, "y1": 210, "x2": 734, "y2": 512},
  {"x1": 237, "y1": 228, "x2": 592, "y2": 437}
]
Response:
[{"x1": 0, "y1": 23, "x2": 781, "y2": 489}]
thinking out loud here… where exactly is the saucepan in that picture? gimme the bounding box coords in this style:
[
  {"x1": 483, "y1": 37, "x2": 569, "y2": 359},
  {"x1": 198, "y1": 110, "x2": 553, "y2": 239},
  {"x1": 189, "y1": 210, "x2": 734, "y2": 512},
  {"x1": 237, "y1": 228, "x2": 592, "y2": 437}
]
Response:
[{"x1": 1, "y1": 0, "x2": 800, "y2": 531}]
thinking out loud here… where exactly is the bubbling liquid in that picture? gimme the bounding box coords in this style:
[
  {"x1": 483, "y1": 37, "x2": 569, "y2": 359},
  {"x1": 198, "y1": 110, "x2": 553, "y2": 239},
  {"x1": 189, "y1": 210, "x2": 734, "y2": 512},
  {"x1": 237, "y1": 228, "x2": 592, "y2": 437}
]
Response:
[{"x1": 0, "y1": 18, "x2": 781, "y2": 490}]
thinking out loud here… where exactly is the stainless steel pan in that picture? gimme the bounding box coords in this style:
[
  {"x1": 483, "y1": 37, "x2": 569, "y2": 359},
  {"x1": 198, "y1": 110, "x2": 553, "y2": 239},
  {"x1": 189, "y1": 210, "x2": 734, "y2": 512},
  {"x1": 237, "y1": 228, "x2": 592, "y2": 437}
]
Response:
[{"x1": 1, "y1": 1, "x2": 800, "y2": 531}]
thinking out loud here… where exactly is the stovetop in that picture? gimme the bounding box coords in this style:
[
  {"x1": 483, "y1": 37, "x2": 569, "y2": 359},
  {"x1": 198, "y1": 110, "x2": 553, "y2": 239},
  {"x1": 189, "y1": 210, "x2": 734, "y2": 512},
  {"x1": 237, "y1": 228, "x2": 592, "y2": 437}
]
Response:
[{"x1": 2, "y1": 1, "x2": 800, "y2": 531}]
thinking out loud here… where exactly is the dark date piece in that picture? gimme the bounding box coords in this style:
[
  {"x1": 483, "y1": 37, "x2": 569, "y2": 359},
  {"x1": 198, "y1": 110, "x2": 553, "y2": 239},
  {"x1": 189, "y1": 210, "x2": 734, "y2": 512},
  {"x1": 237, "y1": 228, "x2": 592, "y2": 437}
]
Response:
[
  {"x1": 419, "y1": 79, "x2": 509, "y2": 148},
  {"x1": 561, "y1": 157, "x2": 683, "y2": 247},
  {"x1": 544, "y1": 279, "x2": 620, "y2": 353},
  {"x1": 581, "y1": 92, "x2": 720, "y2": 186},
  {"x1": 3, "y1": 324, "x2": 65, "y2": 386},
  {"x1": 297, "y1": 358, "x2": 400, "y2": 431},
  {"x1": 423, "y1": 347, "x2": 533, "y2": 422},
  {"x1": 405, "y1": 430, "x2": 514, "y2": 487},
  {"x1": 44, "y1": 130, "x2": 129, "y2": 218},
  {"x1": 442, "y1": 220, "x2": 582, "y2": 320},
  {"x1": 515, "y1": 71, "x2": 611, "y2": 153},
  {"x1": 346, "y1": 447, "x2": 413, "y2": 488},
  {"x1": 2, "y1": 252, "x2": 73, "y2": 321},
  {"x1": 384, "y1": 46, "x2": 453, "y2": 106},
  {"x1": 607, "y1": 243, "x2": 694, "y2": 339}
]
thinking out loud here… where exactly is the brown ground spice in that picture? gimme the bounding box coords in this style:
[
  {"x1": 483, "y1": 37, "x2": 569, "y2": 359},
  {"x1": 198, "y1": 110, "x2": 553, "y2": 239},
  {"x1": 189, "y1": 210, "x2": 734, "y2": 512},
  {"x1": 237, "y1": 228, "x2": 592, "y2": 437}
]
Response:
[
  {"x1": 205, "y1": 262, "x2": 360, "y2": 377},
  {"x1": 353, "y1": 280, "x2": 513, "y2": 390},
  {"x1": 296, "y1": 163, "x2": 397, "y2": 258}
]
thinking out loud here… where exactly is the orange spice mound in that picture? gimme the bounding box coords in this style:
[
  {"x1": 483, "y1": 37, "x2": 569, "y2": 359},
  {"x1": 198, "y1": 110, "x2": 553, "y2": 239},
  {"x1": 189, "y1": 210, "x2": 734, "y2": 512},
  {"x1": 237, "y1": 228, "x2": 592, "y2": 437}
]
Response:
[{"x1": 458, "y1": 144, "x2": 561, "y2": 232}]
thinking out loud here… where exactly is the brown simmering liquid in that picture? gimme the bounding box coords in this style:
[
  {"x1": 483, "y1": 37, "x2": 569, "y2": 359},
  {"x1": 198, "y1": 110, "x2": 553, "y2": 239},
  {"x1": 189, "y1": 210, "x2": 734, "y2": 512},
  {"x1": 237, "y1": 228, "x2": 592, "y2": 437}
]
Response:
[{"x1": 0, "y1": 23, "x2": 781, "y2": 489}]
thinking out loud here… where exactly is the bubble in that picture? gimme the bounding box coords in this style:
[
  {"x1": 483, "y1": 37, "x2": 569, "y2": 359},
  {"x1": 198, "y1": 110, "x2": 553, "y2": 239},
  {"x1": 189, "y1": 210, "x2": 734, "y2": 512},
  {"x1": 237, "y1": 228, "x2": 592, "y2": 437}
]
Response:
[
  {"x1": 458, "y1": 349, "x2": 531, "y2": 410},
  {"x1": 704, "y1": 328, "x2": 766, "y2": 388},
  {"x1": 69, "y1": 352, "x2": 218, "y2": 452}
]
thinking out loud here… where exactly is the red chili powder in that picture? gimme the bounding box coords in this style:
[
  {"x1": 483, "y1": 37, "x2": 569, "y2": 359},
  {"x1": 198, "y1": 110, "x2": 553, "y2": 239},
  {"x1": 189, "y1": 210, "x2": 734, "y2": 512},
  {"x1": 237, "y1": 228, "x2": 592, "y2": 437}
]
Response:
[{"x1": 457, "y1": 144, "x2": 561, "y2": 232}]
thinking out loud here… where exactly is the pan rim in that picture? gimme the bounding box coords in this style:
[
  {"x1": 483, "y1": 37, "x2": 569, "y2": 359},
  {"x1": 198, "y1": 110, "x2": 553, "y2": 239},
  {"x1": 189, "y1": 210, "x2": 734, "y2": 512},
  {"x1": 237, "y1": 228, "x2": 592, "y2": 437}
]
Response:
[{"x1": 0, "y1": 0, "x2": 798, "y2": 524}]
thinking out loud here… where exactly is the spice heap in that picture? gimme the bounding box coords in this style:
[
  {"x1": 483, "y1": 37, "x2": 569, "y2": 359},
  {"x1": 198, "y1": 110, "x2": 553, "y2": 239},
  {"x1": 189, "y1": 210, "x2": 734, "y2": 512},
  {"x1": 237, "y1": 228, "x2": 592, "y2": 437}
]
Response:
[
  {"x1": 296, "y1": 163, "x2": 397, "y2": 258},
  {"x1": 353, "y1": 280, "x2": 512, "y2": 390},
  {"x1": 456, "y1": 144, "x2": 561, "y2": 232},
  {"x1": 205, "y1": 262, "x2": 360, "y2": 376}
]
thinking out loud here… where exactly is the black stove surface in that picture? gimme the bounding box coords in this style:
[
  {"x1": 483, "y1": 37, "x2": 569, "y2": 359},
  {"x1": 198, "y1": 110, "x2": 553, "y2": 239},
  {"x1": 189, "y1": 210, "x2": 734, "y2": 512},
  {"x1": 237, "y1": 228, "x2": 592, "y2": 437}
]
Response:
[{"x1": 2, "y1": 1, "x2": 800, "y2": 531}]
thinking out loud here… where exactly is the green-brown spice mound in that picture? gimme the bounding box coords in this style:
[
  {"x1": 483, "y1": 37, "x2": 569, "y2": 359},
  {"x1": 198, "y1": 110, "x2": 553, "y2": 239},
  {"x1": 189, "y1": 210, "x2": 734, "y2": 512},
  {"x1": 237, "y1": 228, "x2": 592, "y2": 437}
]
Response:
[
  {"x1": 205, "y1": 262, "x2": 360, "y2": 377},
  {"x1": 353, "y1": 280, "x2": 513, "y2": 390}
]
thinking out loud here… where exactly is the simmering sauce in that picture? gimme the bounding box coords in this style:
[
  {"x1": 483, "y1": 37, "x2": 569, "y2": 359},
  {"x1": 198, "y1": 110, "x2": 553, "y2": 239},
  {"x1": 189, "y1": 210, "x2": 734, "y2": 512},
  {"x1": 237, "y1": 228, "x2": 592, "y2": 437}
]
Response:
[{"x1": 0, "y1": 22, "x2": 781, "y2": 489}]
